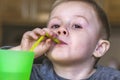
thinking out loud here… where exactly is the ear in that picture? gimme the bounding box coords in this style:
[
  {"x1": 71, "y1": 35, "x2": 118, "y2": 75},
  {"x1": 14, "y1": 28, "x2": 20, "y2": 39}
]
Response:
[{"x1": 93, "y1": 39, "x2": 110, "y2": 58}]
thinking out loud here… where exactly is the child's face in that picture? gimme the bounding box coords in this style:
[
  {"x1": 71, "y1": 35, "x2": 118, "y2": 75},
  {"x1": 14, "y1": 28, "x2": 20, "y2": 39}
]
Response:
[{"x1": 47, "y1": 1, "x2": 101, "y2": 64}]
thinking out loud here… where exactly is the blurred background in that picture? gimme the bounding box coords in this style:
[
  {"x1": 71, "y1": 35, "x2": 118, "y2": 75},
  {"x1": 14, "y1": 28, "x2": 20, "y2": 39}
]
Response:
[{"x1": 0, "y1": 0, "x2": 120, "y2": 69}]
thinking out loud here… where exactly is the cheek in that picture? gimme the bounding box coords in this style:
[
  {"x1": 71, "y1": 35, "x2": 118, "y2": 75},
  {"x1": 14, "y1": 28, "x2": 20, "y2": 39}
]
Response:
[
  {"x1": 72, "y1": 41, "x2": 89, "y2": 54},
  {"x1": 71, "y1": 34, "x2": 95, "y2": 56}
]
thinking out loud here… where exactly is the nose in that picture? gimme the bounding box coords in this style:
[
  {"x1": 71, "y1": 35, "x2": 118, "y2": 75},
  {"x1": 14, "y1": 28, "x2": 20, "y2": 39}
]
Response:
[{"x1": 57, "y1": 27, "x2": 68, "y2": 36}]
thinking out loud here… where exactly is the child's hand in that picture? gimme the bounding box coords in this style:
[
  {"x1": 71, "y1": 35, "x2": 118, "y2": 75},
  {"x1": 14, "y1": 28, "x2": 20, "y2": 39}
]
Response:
[{"x1": 12, "y1": 28, "x2": 56, "y2": 58}]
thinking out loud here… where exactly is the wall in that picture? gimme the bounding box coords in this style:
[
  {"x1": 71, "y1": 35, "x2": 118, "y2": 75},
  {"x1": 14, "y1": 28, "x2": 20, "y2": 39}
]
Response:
[{"x1": 99, "y1": 26, "x2": 120, "y2": 68}]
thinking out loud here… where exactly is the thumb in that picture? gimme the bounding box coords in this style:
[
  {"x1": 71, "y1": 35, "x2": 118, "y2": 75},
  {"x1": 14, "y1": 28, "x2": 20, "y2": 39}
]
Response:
[{"x1": 34, "y1": 39, "x2": 52, "y2": 58}]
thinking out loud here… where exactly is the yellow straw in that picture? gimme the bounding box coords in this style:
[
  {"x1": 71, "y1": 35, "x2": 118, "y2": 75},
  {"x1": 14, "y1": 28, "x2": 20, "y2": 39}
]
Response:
[
  {"x1": 30, "y1": 36, "x2": 45, "y2": 51},
  {"x1": 45, "y1": 33, "x2": 61, "y2": 44},
  {"x1": 30, "y1": 33, "x2": 60, "y2": 51}
]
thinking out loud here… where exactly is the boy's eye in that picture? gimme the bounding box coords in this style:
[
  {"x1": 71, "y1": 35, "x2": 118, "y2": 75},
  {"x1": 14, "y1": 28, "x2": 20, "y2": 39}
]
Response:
[
  {"x1": 72, "y1": 24, "x2": 82, "y2": 29},
  {"x1": 51, "y1": 24, "x2": 60, "y2": 29}
]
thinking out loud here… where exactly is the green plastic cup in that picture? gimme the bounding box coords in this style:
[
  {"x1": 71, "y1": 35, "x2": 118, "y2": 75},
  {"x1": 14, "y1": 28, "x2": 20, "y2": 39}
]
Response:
[{"x1": 0, "y1": 49, "x2": 34, "y2": 80}]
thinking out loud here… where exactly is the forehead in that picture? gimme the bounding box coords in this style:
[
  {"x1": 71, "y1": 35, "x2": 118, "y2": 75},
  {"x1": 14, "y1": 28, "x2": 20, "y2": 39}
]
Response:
[{"x1": 50, "y1": 1, "x2": 97, "y2": 20}]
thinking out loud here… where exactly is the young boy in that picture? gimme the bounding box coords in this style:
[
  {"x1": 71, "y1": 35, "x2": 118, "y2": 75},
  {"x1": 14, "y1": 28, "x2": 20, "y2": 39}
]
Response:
[{"x1": 11, "y1": 0, "x2": 120, "y2": 80}]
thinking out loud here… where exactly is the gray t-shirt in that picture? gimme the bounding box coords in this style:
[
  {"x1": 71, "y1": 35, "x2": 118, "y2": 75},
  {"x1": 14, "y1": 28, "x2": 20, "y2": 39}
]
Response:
[{"x1": 30, "y1": 59, "x2": 120, "y2": 80}]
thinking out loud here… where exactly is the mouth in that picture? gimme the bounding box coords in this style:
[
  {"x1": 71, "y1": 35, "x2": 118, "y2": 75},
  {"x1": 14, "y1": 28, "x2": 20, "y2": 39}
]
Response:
[{"x1": 58, "y1": 39, "x2": 68, "y2": 45}]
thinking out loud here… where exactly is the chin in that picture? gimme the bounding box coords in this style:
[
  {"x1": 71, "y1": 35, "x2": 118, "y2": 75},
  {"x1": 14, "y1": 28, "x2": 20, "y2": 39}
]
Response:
[
  {"x1": 47, "y1": 51, "x2": 70, "y2": 63},
  {"x1": 49, "y1": 57, "x2": 72, "y2": 65},
  {"x1": 48, "y1": 56, "x2": 77, "y2": 66}
]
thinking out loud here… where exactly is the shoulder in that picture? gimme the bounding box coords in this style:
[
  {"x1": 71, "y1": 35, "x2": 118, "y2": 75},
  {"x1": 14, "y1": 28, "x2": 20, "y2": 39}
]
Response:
[
  {"x1": 89, "y1": 65, "x2": 120, "y2": 80},
  {"x1": 0, "y1": 46, "x2": 13, "y2": 49},
  {"x1": 97, "y1": 66, "x2": 120, "y2": 75}
]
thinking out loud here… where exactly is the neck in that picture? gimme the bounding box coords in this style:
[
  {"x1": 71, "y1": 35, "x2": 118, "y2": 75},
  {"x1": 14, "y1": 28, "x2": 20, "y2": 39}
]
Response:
[{"x1": 52, "y1": 60, "x2": 96, "y2": 80}]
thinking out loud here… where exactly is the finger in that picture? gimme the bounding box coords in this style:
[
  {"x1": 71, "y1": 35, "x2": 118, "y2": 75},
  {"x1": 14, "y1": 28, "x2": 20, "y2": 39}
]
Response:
[
  {"x1": 33, "y1": 28, "x2": 46, "y2": 36},
  {"x1": 23, "y1": 31, "x2": 38, "y2": 40},
  {"x1": 42, "y1": 39, "x2": 52, "y2": 52},
  {"x1": 43, "y1": 28, "x2": 57, "y2": 38},
  {"x1": 34, "y1": 39, "x2": 52, "y2": 58}
]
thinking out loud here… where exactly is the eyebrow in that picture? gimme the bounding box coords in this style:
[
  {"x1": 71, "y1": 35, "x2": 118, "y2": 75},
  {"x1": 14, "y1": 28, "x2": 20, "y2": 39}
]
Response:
[
  {"x1": 48, "y1": 15, "x2": 89, "y2": 25},
  {"x1": 74, "y1": 15, "x2": 89, "y2": 24},
  {"x1": 47, "y1": 17, "x2": 61, "y2": 26},
  {"x1": 49, "y1": 16, "x2": 61, "y2": 21}
]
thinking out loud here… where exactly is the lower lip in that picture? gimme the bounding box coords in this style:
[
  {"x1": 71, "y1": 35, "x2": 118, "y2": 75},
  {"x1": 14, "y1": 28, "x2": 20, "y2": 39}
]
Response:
[{"x1": 55, "y1": 43, "x2": 67, "y2": 47}]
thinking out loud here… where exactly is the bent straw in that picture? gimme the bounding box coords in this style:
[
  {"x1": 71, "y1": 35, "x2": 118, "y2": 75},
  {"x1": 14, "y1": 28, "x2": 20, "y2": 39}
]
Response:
[
  {"x1": 30, "y1": 33, "x2": 60, "y2": 51},
  {"x1": 45, "y1": 33, "x2": 61, "y2": 44}
]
